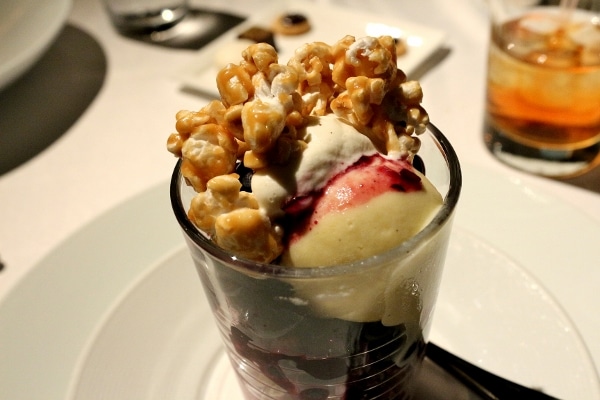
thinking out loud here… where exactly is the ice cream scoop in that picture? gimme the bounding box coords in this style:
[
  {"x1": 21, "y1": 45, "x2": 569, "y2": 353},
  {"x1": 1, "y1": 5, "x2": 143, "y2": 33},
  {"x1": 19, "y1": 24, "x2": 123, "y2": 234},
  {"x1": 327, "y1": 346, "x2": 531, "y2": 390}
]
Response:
[
  {"x1": 250, "y1": 114, "x2": 442, "y2": 267},
  {"x1": 282, "y1": 154, "x2": 442, "y2": 267}
]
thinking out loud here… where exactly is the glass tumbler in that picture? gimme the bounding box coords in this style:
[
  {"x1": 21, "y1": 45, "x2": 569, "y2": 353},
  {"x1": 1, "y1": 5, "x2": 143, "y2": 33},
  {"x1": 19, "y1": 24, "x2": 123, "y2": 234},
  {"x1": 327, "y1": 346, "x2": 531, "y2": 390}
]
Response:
[
  {"x1": 103, "y1": 0, "x2": 189, "y2": 34},
  {"x1": 170, "y1": 123, "x2": 461, "y2": 399},
  {"x1": 484, "y1": 0, "x2": 600, "y2": 177}
]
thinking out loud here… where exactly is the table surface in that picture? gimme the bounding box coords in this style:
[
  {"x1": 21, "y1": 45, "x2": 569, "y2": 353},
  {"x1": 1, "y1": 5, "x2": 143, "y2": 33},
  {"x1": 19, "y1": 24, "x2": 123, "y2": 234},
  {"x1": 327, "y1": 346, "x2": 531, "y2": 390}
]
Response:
[{"x1": 1, "y1": 0, "x2": 599, "y2": 393}]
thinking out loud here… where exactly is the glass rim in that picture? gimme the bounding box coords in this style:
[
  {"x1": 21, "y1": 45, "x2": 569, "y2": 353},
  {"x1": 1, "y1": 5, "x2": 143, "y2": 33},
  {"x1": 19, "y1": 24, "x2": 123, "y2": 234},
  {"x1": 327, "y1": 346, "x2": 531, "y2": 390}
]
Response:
[{"x1": 170, "y1": 122, "x2": 462, "y2": 278}]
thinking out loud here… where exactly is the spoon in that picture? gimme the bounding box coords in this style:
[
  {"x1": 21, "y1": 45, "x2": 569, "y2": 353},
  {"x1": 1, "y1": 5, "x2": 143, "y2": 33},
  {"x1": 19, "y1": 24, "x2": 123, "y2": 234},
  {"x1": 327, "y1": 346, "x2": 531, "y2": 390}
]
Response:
[{"x1": 425, "y1": 342, "x2": 560, "y2": 400}]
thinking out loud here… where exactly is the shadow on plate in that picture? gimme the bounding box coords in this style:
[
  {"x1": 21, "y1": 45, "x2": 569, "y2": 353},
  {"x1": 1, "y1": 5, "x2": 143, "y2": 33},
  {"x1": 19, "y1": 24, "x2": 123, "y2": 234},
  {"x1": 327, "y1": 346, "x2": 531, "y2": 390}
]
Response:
[
  {"x1": 114, "y1": 8, "x2": 245, "y2": 50},
  {"x1": 0, "y1": 24, "x2": 107, "y2": 176},
  {"x1": 409, "y1": 46, "x2": 451, "y2": 81}
]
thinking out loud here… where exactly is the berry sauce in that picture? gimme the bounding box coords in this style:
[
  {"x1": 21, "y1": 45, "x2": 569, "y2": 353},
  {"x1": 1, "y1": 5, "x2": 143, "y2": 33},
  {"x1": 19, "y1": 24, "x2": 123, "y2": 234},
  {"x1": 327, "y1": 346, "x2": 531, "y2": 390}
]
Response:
[
  {"x1": 229, "y1": 310, "x2": 425, "y2": 399},
  {"x1": 211, "y1": 262, "x2": 426, "y2": 400},
  {"x1": 222, "y1": 155, "x2": 429, "y2": 398},
  {"x1": 283, "y1": 154, "x2": 423, "y2": 243}
]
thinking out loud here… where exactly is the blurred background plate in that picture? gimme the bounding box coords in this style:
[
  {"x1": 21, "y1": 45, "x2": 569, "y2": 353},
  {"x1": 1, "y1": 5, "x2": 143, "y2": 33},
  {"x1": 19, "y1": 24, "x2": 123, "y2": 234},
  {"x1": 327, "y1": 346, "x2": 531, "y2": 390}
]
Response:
[
  {"x1": 179, "y1": 0, "x2": 446, "y2": 98},
  {"x1": 0, "y1": 0, "x2": 71, "y2": 91}
]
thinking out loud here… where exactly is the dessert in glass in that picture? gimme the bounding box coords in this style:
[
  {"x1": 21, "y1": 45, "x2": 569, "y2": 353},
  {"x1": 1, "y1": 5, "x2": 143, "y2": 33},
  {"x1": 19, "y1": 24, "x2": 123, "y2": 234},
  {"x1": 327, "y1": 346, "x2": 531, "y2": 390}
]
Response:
[{"x1": 168, "y1": 35, "x2": 461, "y2": 399}]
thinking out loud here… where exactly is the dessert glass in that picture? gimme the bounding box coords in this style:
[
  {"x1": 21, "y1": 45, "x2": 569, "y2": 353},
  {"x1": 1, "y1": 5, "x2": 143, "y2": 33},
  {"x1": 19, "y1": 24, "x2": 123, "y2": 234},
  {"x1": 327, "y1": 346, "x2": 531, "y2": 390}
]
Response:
[{"x1": 170, "y1": 123, "x2": 461, "y2": 399}]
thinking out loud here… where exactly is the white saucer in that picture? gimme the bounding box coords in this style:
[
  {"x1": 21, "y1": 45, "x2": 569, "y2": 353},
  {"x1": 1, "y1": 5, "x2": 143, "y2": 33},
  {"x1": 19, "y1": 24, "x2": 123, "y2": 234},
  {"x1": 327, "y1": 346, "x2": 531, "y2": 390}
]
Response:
[
  {"x1": 179, "y1": 0, "x2": 446, "y2": 97},
  {"x1": 0, "y1": 0, "x2": 71, "y2": 91},
  {"x1": 66, "y1": 230, "x2": 599, "y2": 400},
  {"x1": 1, "y1": 166, "x2": 599, "y2": 400}
]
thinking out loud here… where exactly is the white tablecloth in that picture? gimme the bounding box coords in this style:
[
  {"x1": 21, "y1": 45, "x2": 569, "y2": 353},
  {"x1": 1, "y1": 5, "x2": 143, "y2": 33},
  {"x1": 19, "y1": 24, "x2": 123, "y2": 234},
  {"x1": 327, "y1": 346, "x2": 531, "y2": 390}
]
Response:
[{"x1": 1, "y1": 0, "x2": 599, "y2": 393}]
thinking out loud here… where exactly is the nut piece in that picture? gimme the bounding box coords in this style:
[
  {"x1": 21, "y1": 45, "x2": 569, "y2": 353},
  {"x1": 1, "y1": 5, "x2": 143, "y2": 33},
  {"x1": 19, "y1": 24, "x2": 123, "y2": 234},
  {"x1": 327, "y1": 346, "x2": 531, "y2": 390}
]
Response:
[
  {"x1": 215, "y1": 208, "x2": 283, "y2": 263},
  {"x1": 188, "y1": 173, "x2": 257, "y2": 234},
  {"x1": 188, "y1": 174, "x2": 284, "y2": 262}
]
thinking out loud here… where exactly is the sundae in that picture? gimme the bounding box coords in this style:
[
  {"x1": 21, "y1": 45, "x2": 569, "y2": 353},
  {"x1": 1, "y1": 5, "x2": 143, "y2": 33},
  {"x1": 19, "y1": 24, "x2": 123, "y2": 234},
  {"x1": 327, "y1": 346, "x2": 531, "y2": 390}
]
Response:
[{"x1": 168, "y1": 35, "x2": 459, "y2": 399}]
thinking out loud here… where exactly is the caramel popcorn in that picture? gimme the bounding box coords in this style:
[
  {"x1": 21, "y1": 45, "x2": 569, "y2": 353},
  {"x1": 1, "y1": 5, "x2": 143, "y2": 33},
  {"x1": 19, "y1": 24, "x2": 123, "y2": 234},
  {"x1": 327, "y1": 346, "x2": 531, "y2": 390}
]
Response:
[{"x1": 168, "y1": 35, "x2": 430, "y2": 263}]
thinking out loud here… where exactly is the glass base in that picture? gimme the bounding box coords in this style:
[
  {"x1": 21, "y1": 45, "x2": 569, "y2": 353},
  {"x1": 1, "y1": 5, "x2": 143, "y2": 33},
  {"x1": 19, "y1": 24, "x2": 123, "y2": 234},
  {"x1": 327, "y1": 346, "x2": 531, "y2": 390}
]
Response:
[
  {"x1": 197, "y1": 346, "x2": 487, "y2": 400},
  {"x1": 107, "y1": 7, "x2": 245, "y2": 50},
  {"x1": 484, "y1": 124, "x2": 600, "y2": 178},
  {"x1": 200, "y1": 350, "x2": 244, "y2": 400},
  {"x1": 109, "y1": 5, "x2": 189, "y2": 34}
]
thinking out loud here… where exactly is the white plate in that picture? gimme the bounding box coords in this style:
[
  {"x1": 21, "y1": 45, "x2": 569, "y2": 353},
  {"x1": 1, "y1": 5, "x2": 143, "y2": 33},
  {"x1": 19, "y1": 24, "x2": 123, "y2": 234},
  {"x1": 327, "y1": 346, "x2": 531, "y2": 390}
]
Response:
[
  {"x1": 0, "y1": 0, "x2": 72, "y2": 91},
  {"x1": 180, "y1": 0, "x2": 446, "y2": 97},
  {"x1": 67, "y1": 230, "x2": 596, "y2": 400},
  {"x1": 0, "y1": 166, "x2": 599, "y2": 400}
]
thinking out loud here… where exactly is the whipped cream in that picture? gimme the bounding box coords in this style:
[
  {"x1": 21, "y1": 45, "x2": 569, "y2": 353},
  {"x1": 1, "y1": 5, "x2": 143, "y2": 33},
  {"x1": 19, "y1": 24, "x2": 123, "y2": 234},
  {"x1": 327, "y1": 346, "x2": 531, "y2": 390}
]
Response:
[{"x1": 251, "y1": 114, "x2": 378, "y2": 218}]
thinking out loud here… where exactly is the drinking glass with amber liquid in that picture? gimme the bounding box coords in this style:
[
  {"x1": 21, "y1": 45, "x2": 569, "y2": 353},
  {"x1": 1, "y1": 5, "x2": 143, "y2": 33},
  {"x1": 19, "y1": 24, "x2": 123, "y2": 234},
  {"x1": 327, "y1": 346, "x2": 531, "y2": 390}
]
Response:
[{"x1": 484, "y1": 0, "x2": 600, "y2": 177}]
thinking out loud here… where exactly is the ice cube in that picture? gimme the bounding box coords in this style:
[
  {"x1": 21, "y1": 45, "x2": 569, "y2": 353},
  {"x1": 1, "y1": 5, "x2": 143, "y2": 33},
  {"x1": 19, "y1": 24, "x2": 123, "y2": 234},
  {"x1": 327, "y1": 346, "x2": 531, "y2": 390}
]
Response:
[
  {"x1": 569, "y1": 22, "x2": 600, "y2": 48},
  {"x1": 580, "y1": 44, "x2": 600, "y2": 66},
  {"x1": 519, "y1": 13, "x2": 561, "y2": 35}
]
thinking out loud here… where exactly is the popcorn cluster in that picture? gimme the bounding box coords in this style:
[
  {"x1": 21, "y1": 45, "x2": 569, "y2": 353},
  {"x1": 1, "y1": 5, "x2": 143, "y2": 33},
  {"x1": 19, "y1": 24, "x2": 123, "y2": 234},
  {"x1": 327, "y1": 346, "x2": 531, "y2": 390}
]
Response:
[{"x1": 167, "y1": 35, "x2": 429, "y2": 263}]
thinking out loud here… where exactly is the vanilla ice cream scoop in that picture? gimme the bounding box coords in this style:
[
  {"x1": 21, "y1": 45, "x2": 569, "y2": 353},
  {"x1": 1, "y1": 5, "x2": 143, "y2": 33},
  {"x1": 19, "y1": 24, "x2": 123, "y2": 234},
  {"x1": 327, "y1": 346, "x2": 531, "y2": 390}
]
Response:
[
  {"x1": 281, "y1": 155, "x2": 442, "y2": 267},
  {"x1": 250, "y1": 114, "x2": 442, "y2": 267}
]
